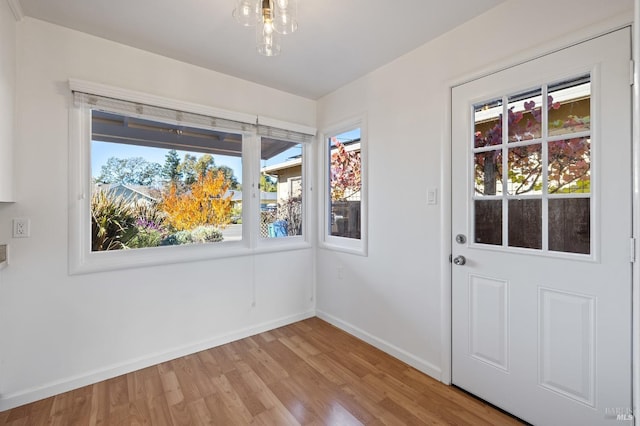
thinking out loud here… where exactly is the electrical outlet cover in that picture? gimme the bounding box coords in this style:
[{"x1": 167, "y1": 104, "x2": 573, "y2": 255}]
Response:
[{"x1": 12, "y1": 218, "x2": 30, "y2": 238}]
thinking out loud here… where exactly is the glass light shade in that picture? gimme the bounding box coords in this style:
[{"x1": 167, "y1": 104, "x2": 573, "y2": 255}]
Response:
[
  {"x1": 232, "y1": 0, "x2": 260, "y2": 27},
  {"x1": 273, "y1": 0, "x2": 298, "y2": 34},
  {"x1": 256, "y1": 21, "x2": 281, "y2": 56}
]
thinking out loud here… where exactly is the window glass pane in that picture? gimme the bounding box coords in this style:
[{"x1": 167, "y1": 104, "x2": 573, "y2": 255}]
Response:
[
  {"x1": 548, "y1": 137, "x2": 590, "y2": 194},
  {"x1": 508, "y1": 88, "x2": 542, "y2": 142},
  {"x1": 329, "y1": 129, "x2": 361, "y2": 239},
  {"x1": 548, "y1": 76, "x2": 591, "y2": 137},
  {"x1": 508, "y1": 144, "x2": 542, "y2": 195},
  {"x1": 260, "y1": 139, "x2": 303, "y2": 238},
  {"x1": 474, "y1": 99, "x2": 503, "y2": 147},
  {"x1": 475, "y1": 200, "x2": 502, "y2": 245},
  {"x1": 91, "y1": 110, "x2": 242, "y2": 251},
  {"x1": 475, "y1": 150, "x2": 503, "y2": 196},
  {"x1": 508, "y1": 199, "x2": 542, "y2": 249},
  {"x1": 549, "y1": 198, "x2": 590, "y2": 254}
]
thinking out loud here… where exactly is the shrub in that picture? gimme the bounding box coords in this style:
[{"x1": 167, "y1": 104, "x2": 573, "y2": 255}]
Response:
[
  {"x1": 91, "y1": 191, "x2": 138, "y2": 251},
  {"x1": 135, "y1": 202, "x2": 167, "y2": 231},
  {"x1": 191, "y1": 225, "x2": 223, "y2": 243},
  {"x1": 278, "y1": 198, "x2": 302, "y2": 236},
  {"x1": 160, "y1": 226, "x2": 223, "y2": 246},
  {"x1": 127, "y1": 228, "x2": 163, "y2": 248}
]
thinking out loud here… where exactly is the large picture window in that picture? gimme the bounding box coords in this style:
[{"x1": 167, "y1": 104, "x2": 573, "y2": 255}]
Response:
[
  {"x1": 91, "y1": 110, "x2": 243, "y2": 252},
  {"x1": 68, "y1": 80, "x2": 315, "y2": 273}
]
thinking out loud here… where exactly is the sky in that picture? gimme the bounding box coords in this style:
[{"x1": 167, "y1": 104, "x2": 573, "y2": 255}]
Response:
[
  {"x1": 91, "y1": 140, "x2": 302, "y2": 184},
  {"x1": 91, "y1": 128, "x2": 359, "y2": 183}
]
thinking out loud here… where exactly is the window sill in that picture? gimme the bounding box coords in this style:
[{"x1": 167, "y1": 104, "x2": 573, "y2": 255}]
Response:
[
  {"x1": 318, "y1": 240, "x2": 368, "y2": 257},
  {"x1": 69, "y1": 240, "x2": 312, "y2": 275}
]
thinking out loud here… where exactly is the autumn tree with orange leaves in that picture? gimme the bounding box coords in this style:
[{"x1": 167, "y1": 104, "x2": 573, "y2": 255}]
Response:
[{"x1": 161, "y1": 170, "x2": 233, "y2": 231}]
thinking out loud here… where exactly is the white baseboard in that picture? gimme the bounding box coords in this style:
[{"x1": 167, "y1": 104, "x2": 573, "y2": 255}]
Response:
[
  {"x1": 0, "y1": 310, "x2": 315, "y2": 411},
  {"x1": 316, "y1": 310, "x2": 442, "y2": 381}
]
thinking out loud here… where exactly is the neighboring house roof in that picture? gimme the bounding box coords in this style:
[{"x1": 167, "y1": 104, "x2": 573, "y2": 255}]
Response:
[
  {"x1": 94, "y1": 183, "x2": 159, "y2": 203},
  {"x1": 261, "y1": 157, "x2": 302, "y2": 175},
  {"x1": 261, "y1": 142, "x2": 361, "y2": 175}
]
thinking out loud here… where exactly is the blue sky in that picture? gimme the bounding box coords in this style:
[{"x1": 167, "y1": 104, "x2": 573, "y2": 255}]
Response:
[
  {"x1": 91, "y1": 140, "x2": 303, "y2": 183},
  {"x1": 91, "y1": 127, "x2": 358, "y2": 182}
]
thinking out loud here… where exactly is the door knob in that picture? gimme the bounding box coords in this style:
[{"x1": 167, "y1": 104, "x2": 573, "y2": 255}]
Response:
[{"x1": 453, "y1": 255, "x2": 466, "y2": 266}]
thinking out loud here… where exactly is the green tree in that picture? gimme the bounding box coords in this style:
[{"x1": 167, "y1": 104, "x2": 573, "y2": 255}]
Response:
[
  {"x1": 162, "y1": 149, "x2": 182, "y2": 183},
  {"x1": 195, "y1": 154, "x2": 215, "y2": 177},
  {"x1": 178, "y1": 154, "x2": 197, "y2": 185},
  {"x1": 218, "y1": 165, "x2": 239, "y2": 189},
  {"x1": 260, "y1": 174, "x2": 277, "y2": 192},
  {"x1": 95, "y1": 157, "x2": 162, "y2": 186}
]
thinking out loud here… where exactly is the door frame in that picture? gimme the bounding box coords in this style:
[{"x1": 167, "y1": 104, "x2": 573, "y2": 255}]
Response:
[{"x1": 441, "y1": 15, "x2": 638, "y2": 418}]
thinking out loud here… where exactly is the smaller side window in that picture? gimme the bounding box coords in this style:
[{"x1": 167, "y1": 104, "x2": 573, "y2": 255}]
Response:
[
  {"x1": 322, "y1": 121, "x2": 367, "y2": 255},
  {"x1": 260, "y1": 138, "x2": 304, "y2": 239}
]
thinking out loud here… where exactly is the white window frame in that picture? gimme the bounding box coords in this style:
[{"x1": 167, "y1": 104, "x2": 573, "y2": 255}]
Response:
[
  {"x1": 68, "y1": 79, "x2": 315, "y2": 274},
  {"x1": 256, "y1": 137, "x2": 312, "y2": 249},
  {"x1": 319, "y1": 116, "x2": 368, "y2": 256}
]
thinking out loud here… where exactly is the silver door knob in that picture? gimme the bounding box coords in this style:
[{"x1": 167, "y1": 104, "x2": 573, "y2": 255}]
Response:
[{"x1": 453, "y1": 255, "x2": 466, "y2": 266}]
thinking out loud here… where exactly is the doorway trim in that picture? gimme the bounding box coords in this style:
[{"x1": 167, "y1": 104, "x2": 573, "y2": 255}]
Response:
[{"x1": 440, "y1": 13, "x2": 636, "y2": 395}]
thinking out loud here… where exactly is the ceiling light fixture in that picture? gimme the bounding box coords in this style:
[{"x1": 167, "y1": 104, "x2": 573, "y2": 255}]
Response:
[{"x1": 233, "y1": 0, "x2": 298, "y2": 57}]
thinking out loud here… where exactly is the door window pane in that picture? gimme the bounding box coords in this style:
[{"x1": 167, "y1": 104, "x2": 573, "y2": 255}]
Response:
[
  {"x1": 549, "y1": 198, "x2": 590, "y2": 254},
  {"x1": 470, "y1": 74, "x2": 592, "y2": 256},
  {"x1": 508, "y1": 88, "x2": 542, "y2": 142},
  {"x1": 508, "y1": 199, "x2": 542, "y2": 249},
  {"x1": 548, "y1": 138, "x2": 590, "y2": 194},
  {"x1": 548, "y1": 76, "x2": 591, "y2": 137},
  {"x1": 507, "y1": 144, "x2": 542, "y2": 195},
  {"x1": 475, "y1": 150, "x2": 503, "y2": 195},
  {"x1": 475, "y1": 200, "x2": 503, "y2": 245},
  {"x1": 474, "y1": 99, "x2": 503, "y2": 147}
]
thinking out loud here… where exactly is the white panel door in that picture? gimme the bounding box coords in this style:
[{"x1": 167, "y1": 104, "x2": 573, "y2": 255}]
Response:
[{"x1": 452, "y1": 29, "x2": 633, "y2": 425}]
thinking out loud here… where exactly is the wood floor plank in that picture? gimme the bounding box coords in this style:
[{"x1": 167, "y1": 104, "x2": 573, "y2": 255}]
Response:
[
  {"x1": 185, "y1": 398, "x2": 213, "y2": 425},
  {"x1": 170, "y1": 357, "x2": 203, "y2": 403},
  {"x1": 145, "y1": 393, "x2": 173, "y2": 426},
  {"x1": 210, "y1": 374, "x2": 253, "y2": 424},
  {"x1": 0, "y1": 318, "x2": 524, "y2": 425},
  {"x1": 223, "y1": 368, "x2": 267, "y2": 417},
  {"x1": 157, "y1": 364, "x2": 184, "y2": 407}
]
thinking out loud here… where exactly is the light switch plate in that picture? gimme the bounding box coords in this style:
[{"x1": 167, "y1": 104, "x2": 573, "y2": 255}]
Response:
[{"x1": 427, "y1": 188, "x2": 438, "y2": 205}]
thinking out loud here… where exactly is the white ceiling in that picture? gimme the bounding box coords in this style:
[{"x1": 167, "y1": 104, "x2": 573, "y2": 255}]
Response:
[{"x1": 15, "y1": 0, "x2": 506, "y2": 99}]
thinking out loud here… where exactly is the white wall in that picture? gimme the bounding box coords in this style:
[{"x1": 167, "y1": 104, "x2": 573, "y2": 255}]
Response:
[
  {"x1": 0, "y1": 0, "x2": 16, "y2": 201},
  {"x1": 0, "y1": 18, "x2": 316, "y2": 410},
  {"x1": 315, "y1": 0, "x2": 634, "y2": 380}
]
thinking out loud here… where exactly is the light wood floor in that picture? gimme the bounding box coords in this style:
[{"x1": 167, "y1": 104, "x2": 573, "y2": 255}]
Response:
[{"x1": 0, "y1": 317, "x2": 522, "y2": 425}]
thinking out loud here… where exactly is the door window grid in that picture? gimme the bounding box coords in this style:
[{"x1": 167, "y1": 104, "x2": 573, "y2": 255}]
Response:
[{"x1": 472, "y1": 74, "x2": 592, "y2": 255}]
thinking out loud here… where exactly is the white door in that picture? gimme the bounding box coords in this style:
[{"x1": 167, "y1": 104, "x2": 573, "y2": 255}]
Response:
[{"x1": 452, "y1": 29, "x2": 633, "y2": 425}]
